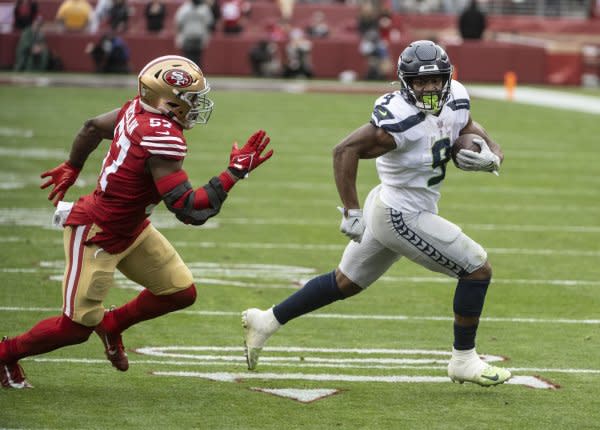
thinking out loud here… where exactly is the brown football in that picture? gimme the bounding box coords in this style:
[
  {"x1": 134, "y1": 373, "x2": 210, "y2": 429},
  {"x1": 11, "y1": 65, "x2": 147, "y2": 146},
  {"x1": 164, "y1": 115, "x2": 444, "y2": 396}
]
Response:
[{"x1": 451, "y1": 133, "x2": 482, "y2": 168}]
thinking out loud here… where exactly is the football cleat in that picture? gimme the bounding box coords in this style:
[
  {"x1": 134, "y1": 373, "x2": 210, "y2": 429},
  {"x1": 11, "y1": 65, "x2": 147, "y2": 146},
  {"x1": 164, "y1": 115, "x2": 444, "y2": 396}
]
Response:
[
  {"x1": 1, "y1": 362, "x2": 33, "y2": 389},
  {"x1": 448, "y1": 352, "x2": 511, "y2": 387},
  {"x1": 95, "y1": 311, "x2": 129, "y2": 372},
  {"x1": 1, "y1": 338, "x2": 32, "y2": 389},
  {"x1": 242, "y1": 307, "x2": 281, "y2": 371}
]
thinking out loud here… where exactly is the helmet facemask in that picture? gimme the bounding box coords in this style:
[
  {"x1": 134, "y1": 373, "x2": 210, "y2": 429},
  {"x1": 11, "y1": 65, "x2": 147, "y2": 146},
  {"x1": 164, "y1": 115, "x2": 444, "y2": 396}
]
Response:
[
  {"x1": 400, "y1": 73, "x2": 452, "y2": 114},
  {"x1": 175, "y1": 85, "x2": 214, "y2": 127}
]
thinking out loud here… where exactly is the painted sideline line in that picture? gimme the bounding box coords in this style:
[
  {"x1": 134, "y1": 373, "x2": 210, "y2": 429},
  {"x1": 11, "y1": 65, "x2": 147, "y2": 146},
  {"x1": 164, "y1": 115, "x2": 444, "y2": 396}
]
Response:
[{"x1": 3, "y1": 306, "x2": 600, "y2": 325}]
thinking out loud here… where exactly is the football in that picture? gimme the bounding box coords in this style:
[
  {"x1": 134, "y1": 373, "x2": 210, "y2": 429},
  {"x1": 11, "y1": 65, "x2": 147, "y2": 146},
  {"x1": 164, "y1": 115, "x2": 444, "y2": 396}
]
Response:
[{"x1": 451, "y1": 133, "x2": 482, "y2": 168}]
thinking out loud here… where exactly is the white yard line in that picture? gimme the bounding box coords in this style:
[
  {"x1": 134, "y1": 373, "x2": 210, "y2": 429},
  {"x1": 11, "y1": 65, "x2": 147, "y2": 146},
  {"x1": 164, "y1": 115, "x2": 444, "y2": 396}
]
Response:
[
  {"x1": 1, "y1": 209, "x2": 599, "y2": 233},
  {"x1": 26, "y1": 356, "x2": 600, "y2": 376},
  {"x1": 2, "y1": 306, "x2": 600, "y2": 325}
]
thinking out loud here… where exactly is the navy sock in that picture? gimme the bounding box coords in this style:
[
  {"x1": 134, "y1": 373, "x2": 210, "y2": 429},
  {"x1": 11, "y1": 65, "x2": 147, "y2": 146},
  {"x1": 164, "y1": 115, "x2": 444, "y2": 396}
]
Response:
[
  {"x1": 453, "y1": 323, "x2": 478, "y2": 350},
  {"x1": 273, "y1": 271, "x2": 344, "y2": 325}
]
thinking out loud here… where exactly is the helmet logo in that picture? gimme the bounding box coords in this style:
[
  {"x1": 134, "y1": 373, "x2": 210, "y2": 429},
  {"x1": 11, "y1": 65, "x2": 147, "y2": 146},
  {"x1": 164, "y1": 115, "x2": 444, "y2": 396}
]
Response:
[{"x1": 163, "y1": 69, "x2": 194, "y2": 87}]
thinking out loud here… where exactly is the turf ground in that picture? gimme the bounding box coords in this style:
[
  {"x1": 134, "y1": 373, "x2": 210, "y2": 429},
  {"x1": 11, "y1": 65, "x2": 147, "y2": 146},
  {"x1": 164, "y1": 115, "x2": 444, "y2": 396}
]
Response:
[{"x1": 0, "y1": 81, "x2": 599, "y2": 429}]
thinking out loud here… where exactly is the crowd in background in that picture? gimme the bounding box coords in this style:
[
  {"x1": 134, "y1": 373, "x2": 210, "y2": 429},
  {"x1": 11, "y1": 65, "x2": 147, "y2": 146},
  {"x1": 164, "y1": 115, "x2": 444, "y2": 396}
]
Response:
[{"x1": 6, "y1": 0, "x2": 594, "y2": 77}]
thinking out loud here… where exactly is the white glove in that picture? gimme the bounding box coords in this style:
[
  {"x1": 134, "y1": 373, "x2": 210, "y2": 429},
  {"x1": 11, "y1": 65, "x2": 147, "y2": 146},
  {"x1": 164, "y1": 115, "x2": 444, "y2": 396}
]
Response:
[
  {"x1": 337, "y1": 206, "x2": 365, "y2": 243},
  {"x1": 455, "y1": 137, "x2": 500, "y2": 175}
]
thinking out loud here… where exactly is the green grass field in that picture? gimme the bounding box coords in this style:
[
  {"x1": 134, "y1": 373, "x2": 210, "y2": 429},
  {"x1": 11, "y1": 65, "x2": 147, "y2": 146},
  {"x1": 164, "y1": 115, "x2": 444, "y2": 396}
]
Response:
[{"x1": 1, "y1": 81, "x2": 599, "y2": 429}]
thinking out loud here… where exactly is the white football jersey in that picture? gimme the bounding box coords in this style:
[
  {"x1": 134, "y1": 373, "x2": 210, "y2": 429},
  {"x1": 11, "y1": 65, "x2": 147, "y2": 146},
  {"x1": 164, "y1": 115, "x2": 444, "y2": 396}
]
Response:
[{"x1": 370, "y1": 80, "x2": 471, "y2": 214}]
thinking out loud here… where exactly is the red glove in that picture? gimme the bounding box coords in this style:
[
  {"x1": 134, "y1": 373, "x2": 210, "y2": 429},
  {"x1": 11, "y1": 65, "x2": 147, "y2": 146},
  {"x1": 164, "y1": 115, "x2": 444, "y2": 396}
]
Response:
[
  {"x1": 228, "y1": 130, "x2": 273, "y2": 179},
  {"x1": 40, "y1": 161, "x2": 81, "y2": 206}
]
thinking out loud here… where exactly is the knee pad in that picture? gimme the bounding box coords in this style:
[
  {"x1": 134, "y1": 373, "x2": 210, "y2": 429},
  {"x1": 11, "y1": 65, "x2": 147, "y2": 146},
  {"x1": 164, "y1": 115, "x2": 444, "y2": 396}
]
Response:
[
  {"x1": 77, "y1": 305, "x2": 106, "y2": 327},
  {"x1": 453, "y1": 279, "x2": 490, "y2": 317}
]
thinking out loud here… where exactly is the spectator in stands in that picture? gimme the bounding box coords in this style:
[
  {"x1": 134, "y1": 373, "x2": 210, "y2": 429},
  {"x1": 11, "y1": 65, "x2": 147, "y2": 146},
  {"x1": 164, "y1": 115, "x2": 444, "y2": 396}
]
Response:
[
  {"x1": 90, "y1": 0, "x2": 112, "y2": 33},
  {"x1": 377, "y1": 10, "x2": 400, "y2": 45},
  {"x1": 56, "y1": 0, "x2": 93, "y2": 31},
  {"x1": 175, "y1": 0, "x2": 214, "y2": 68},
  {"x1": 248, "y1": 39, "x2": 281, "y2": 77},
  {"x1": 14, "y1": 16, "x2": 49, "y2": 71},
  {"x1": 359, "y1": 27, "x2": 392, "y2": 80},
  {"x1": 108, "y1": 0, "x2": 130, "y2": 32},
  {"x1": 357, "y1": 1, "x2": 379, "y2": 36},
  {"x1": 458, "y1": 0, "x2": 486, "y2": 40},
  {"x1": 13, "y1": 0, "x2": 38, "y2": 30},
  {"x1": 277, "y1": 0, "x2": 294, "y2": 23},
  {"x1": 264, "y1": 18, "x2": 289, "y2": 42},
  {"x1": 207, "y1": 0, "x2": 221, "y2": 33},
  {"x1": 304, "y1": 10, "x2": 329, "y2": 39},
  {"x1": 283, "y1": 28, "x2": 313, "y2": 79},
  {"x1": 86, "y1": 31, "x2": 131, "y2": 73},
  {"x1": 220, "y1": 0, "x2": 250, "y2": 34},
  {"x1": 145, "y1": 0, "x2": 166, "y2": 32}
]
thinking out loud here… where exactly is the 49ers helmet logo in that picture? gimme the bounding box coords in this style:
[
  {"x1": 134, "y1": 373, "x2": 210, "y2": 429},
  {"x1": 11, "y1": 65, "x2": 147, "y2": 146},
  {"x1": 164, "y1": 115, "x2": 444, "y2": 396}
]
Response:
[{"x1": 163, "y1": 69, "x2": 194, "y2": 87}]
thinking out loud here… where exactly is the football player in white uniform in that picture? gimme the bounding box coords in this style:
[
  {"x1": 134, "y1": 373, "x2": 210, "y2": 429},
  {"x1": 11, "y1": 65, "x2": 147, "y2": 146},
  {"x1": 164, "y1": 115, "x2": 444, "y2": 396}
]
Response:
[{"x1": 243, "y1": 40, "x2": 510, "y2": 386}]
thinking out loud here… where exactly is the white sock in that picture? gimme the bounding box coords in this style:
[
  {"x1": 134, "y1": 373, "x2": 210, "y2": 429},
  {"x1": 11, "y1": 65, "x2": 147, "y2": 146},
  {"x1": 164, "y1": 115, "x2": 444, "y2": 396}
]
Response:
[{"x1": 451, "y1": 347, "x2": 478, "y2": 361}]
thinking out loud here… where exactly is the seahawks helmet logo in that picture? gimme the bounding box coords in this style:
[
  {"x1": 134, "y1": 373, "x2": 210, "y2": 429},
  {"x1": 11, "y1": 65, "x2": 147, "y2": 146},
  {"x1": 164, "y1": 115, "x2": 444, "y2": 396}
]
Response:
[{"x1": 163, "y1": 69, "x2": 193, "y2": 87}]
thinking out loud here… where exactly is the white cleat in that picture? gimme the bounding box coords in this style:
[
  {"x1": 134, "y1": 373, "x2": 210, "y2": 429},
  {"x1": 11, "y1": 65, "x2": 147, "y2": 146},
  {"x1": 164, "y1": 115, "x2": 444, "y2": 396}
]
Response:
[
  {"x1": 242, "y1": 307, "x2": 281, "y2": 370},
  {"x1": 448, "y1": 348, "x2": 512, "y2": 387}
]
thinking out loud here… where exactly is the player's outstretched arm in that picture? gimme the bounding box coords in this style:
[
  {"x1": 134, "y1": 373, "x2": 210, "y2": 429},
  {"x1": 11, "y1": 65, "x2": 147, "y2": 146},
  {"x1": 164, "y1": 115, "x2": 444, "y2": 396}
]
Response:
[
  {"x1": 150, "y1": 130, "x2": 273, "y2": 226},
  {"x1": 40, "y1": 108, "x2": 120, "y2": 206}
]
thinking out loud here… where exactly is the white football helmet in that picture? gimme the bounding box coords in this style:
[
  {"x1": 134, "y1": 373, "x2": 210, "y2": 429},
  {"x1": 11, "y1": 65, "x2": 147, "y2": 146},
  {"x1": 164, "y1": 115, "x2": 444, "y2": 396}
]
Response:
[{"x1": 138, "y1": 55, "x2": 214, "y2": 129}]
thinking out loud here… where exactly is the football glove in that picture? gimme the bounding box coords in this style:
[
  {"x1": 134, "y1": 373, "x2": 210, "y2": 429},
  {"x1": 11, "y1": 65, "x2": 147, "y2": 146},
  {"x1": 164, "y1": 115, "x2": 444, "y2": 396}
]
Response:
[
  {"x1": 337, "y1": 206, "x2": 365, "y2": 243},
  {"x1": 455, "y1": 137, "x2": 500, "y2": 175},
  {"x1": 40, "y1": 161, "x2": 81, "y2": 206},
  {"x1": 228, "y1": 130, "x2": 273, "y2": 179}
]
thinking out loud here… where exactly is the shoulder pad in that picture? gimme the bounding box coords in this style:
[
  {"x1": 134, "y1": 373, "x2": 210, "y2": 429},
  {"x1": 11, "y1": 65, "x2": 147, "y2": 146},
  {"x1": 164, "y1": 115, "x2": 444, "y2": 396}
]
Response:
[
  {"x1": 371, "y1": 92, "x2": 426, "y2": 134},
  {"x1": 138, "y1": 118, "x2": 187, "y2": 159},
  {"x1": 445, "y1": 81, "x2": 471, "y2": 112}
]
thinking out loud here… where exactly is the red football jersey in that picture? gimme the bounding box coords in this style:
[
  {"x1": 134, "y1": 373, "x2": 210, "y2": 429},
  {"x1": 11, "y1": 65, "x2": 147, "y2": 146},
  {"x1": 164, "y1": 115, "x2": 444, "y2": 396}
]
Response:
[{"x1": 66, "y1": 97, "x2": 187, "y2": 253}]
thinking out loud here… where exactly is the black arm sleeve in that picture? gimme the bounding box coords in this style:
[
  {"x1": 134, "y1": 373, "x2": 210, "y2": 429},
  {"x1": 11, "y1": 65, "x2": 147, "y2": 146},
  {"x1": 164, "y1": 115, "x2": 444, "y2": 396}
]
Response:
[{"x1": 162, "y1": 177, "x2": 228, "y2": 225}]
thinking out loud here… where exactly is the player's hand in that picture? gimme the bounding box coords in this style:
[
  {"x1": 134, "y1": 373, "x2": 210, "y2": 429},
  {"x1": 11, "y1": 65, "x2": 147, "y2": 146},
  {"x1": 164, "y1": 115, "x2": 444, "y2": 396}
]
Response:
[
  {"x1": 455, "y1": 138, "x2": 500, "y2": 175},
  {"x1": 337, "y1": 206, "x2": 365, "y2": 243},
  {"x1": 228, "y1": 130, "x2": 273, "y2": 179},
  {"x1": 40, "y1": 161, "x2": 81, "y2": 206}
]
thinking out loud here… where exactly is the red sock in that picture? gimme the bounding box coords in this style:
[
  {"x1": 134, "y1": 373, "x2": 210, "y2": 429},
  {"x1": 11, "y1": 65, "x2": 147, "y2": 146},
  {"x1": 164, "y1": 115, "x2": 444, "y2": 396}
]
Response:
[
  {"x1": 0, "y1": 315, "x2": 93, "y2": 363},
  {"x1": 102, "y1": 285, "x2": 197, "y2": 334}
]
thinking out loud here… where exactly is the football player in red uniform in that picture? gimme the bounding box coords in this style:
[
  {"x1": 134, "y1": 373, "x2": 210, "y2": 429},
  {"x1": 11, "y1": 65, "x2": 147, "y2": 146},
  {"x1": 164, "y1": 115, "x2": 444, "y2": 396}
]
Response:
[{"x1": 0, "y1": 55, "x2": 273, "y2": 388}]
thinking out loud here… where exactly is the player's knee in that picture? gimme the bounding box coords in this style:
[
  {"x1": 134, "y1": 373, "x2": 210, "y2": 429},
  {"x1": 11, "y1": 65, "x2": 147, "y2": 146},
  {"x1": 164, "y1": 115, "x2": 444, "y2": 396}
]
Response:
[
  {"x1": 166, "y1": 284, "x2": 197, "y2": 309},
  {"x1": 58, "y1": 316, "x2": 95, "y2": 343},
  {"x1": 170, "y1": 263, "x2": 194, "y2": 290},
  {"x1": 335, "y1": 269, "x2": 363, "y2": 298},
  {"x1": 463, "y1": 260, "x2": 492, "y2": 281},
  {"x1": 77, "y1": 306, "x2": 106, "y2": 328}
]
